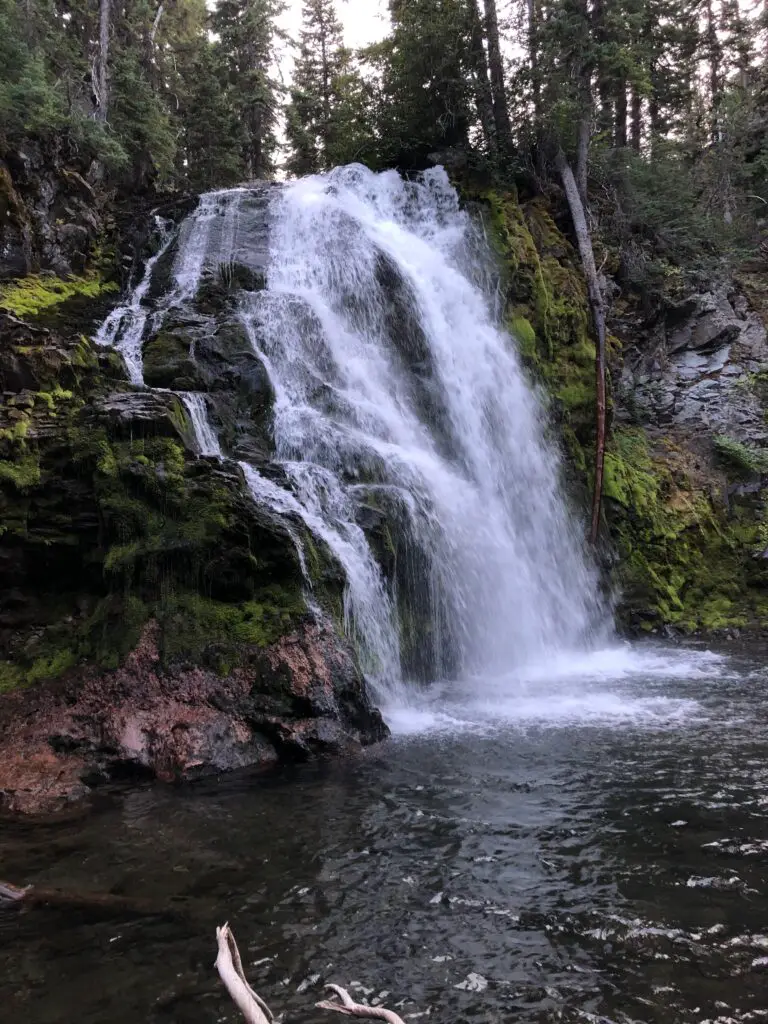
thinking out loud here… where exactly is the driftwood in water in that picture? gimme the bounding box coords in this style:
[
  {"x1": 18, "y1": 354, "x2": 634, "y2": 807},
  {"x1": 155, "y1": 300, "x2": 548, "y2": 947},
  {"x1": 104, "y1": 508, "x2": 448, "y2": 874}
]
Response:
[
  {"x1": 0, "y1": 878, "x2": 188, "y2": 919},
  {"x1": 215, "y1": 924, "x2": 275, "y2": 1024},
  {"x1": 216, "y1": 925, "x2": 407, "y2": 1024},
  {"x1": 317, "y1": 984, "x2": 407, "y2": 1024}
]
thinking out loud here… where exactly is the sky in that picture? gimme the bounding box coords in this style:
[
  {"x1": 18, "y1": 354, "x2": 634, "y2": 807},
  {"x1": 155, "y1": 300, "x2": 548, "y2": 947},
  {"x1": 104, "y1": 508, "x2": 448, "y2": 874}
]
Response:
[{"x1": 279, "y1": 1, "x2": 389, "y2": 56}]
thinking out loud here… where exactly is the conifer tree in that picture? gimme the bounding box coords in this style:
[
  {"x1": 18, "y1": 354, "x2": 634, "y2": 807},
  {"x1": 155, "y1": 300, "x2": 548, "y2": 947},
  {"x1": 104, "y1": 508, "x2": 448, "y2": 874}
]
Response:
[
  {"x1": 213, "y1": 0, "x2": 286, "y2": 179},
  {"x1": 285, "y1": 0, "x2": 345, "y2": 175}
]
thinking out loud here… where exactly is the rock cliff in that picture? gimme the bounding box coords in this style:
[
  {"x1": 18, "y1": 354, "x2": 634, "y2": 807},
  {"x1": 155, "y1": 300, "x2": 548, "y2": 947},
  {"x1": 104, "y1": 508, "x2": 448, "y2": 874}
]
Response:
[
  {"x1": 478, "y1": 188, "x2": 768, "y2": 633},
  {"x1": 0, "y1": 180, "x2": 387, "y2": 815}
]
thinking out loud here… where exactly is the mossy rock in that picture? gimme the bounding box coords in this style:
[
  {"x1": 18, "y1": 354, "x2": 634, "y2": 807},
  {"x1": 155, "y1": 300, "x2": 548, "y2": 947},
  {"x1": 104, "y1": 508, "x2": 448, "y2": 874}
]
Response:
[
  {"x1": 0, "y1": 273, "x2": 118, "y2": 326},
  {"x1": 143, "y1": 327, "x2": 205, "y2": 390}
]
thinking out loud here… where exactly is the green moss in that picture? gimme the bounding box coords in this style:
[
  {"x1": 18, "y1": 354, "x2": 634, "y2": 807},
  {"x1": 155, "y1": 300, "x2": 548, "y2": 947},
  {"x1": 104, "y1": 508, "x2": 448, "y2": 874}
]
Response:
[
  {"x1": 475, "y1": 189, "x2": 597, "y2": 469},
  {"x1": 143, "y1": 329, "x2": 203, "y2": 390},
  {"x1": 508, "y1": 316, "x2": 537, "y2": 361},
  {"x1": 605, "y1": 426, "x2": 763, "y2": 632},
  {"x1": 713, "y1": 435, "x2": 768, "y2": 477},
  {"x1": 0, "y1": 418, "x2": 31, "y2": 444},
  {"x1": 0, "y1": 273, "x2": 117, "y2": 318},
  {"x1": 159, "y1": 589, "x2": 306, "y2": 667},
  {"x1": 0, "y1": 452, "x2": 41, "y2": 490}
]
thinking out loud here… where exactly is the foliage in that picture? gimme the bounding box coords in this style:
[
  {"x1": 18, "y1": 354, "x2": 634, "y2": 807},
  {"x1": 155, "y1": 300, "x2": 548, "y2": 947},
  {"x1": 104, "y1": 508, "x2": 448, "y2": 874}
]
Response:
[{"x1": 213, "y1": 0, "x2": 286, "y2": 178}]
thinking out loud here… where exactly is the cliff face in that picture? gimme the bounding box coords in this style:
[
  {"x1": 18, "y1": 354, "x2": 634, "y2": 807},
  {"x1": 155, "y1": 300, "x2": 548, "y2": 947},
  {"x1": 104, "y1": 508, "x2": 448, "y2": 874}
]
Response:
[
  {"x1": 0, "y1": 181, "x2": 387, "y2": 815},
  {"x1": 0, "y1": 142, "x2": 111, "y2": 281},
  {"x1": 2, "y1": 167, "x2": 767, "y2": 811},
  {"x1": 479, "y1": 189, "x2": 768, "y2": 634}
]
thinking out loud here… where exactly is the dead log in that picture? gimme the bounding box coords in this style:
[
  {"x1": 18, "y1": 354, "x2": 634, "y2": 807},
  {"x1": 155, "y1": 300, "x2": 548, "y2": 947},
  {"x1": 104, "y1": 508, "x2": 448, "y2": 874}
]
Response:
[
  {"x1": 0, "y1": 878, "x2": 188, "y2": 918},
  {"x1": 215, "y1": 926, "x2": 408, "y2": 1024},
  {"x1": 215, "y1": 923, "x2": 275, "y2": 1024}
]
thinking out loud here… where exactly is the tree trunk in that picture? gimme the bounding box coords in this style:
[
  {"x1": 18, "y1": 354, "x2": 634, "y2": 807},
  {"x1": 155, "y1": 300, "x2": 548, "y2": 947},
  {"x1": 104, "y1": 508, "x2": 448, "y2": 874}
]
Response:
[
  {"x1": 468, "y1": 0, "x2": 498, "y2": 157},
  {"x1": 527, "y1": 0, "x2": 541, "y2": 130},
  {"x1": 630, "y1": 85, "x2": 642, "y2": 151},
  {"x1": 615, "y1": 81, "x2": 627, "y2": 148},
  {"x1": 706, "y1": 0, "x2": 722, "y2": 142},
  {"x1": 150, "y1": 2, "x2": 165, "y2": 47},
  {"x1": 575, "y1": 116, "x2": 590, "y2": 208},
  {"x1": 96, "y1": 0, "x2": 111, "y2": 122},
  {"x1": 555, "y1": 149, "x2": 607, "y2": 546},
  {"x1": 483, "y1": 0, "x2": 513, "y2": 156}
]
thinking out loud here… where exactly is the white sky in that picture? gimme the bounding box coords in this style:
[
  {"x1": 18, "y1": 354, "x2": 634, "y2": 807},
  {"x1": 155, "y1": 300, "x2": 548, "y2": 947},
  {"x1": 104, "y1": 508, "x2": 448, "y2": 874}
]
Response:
[{"x1": 280, "y1": 1, "x2": 389, "y2": 56}]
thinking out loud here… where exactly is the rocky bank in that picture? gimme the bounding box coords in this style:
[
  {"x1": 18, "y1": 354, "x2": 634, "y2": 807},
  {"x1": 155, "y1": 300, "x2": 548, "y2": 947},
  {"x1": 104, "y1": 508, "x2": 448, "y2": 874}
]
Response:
[{"x1": 478, "y1": 189, "x2": 768, "y2": 633}]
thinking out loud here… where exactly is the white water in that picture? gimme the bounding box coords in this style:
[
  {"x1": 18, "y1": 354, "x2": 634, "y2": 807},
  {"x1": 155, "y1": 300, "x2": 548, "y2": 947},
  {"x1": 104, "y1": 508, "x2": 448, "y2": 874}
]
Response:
[
  {"x1": 244, "y1": 165, "x2": 606, "y2": 692},
  {"x1": 94, "y1": 217, "x2": 174, "y2": 384},
  {"x1": 180, "y1": 393, "x2": 222, "y2": 457},
  {"x1": 93, "y1": 166, "x2": 628, "y2": 707},
  {"x1": 171, "y1": 188, "x2": 250, "y2": 300}
]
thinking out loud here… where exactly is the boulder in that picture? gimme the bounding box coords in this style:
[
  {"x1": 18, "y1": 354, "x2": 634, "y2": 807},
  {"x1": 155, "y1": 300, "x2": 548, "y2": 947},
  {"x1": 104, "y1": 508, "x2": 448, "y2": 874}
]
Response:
[{"x1": 0, "y1": 619, "x2": 388, "y2": 816}]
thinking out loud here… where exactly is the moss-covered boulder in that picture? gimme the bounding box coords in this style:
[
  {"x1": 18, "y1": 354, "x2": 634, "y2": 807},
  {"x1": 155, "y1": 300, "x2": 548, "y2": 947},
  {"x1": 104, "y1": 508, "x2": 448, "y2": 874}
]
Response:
[
  {"x1": 0, "y1": 285, "x2": 388, "y2": 812},
  {"x1": 142, "y1": 323, "x2": 206, "y2": 390}
]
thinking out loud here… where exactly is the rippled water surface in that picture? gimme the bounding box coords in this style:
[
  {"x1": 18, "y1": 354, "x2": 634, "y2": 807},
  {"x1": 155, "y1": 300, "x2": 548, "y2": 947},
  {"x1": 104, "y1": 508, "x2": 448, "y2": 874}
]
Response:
[{"x1": 2, "y1": 642, "x2": 768, "y2": 1024}]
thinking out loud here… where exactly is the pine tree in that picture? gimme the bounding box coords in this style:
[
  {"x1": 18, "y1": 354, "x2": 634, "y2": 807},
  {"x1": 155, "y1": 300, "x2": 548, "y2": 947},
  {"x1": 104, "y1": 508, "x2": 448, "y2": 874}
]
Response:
[
  {"x1": 179, "y1": 41, "x2": 245, "y2": 190},
  {"x1": 371, "y1": 0, "x2": 474, "y2": 169},
  {"x1": 213, "y1": 0, "x2": 286, "y2": 179},
  {"x1": 285, "y1": 0, "x2": 345, "y2": 175}
]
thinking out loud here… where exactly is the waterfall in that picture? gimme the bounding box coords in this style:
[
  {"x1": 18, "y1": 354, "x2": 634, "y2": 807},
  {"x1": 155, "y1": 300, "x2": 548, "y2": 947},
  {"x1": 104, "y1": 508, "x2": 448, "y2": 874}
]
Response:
[
  {"x1": 171, "y1": 187, "x2": 250, "y2": 300},
  {"x1": 180, "y1": 393, "x2": 222, "y2": 458},
  {"x1": 247, "y1": 165, "x2": 605, "y2": 687},
  {"x1": 93, "y1": 166, "x2": 607, "y2": 702},
  {"x1": 94, "y1": 217, "x2": 174, "y2": 385}
]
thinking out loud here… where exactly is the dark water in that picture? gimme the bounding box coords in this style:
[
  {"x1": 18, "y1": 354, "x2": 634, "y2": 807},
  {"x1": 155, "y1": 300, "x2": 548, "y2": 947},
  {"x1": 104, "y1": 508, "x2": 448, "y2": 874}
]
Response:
[{"x1": 2, "y1": 642, "x2": 768, "y2": 1024}]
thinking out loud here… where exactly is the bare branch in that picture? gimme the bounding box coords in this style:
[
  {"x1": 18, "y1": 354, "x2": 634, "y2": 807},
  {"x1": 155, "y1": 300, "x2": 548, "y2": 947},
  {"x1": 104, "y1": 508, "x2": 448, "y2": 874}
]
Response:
[
  {"x1": 316, "y1": 984, "x2": 407, "y2": 1024},
  {"x1": 215, "y1": 924, "x2": 275, "y2": 1024}
]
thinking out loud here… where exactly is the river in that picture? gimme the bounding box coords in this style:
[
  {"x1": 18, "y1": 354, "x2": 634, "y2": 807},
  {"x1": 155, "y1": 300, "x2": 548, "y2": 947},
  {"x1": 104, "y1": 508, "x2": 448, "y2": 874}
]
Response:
[{"x1": 2, "y1": 641, "x2": 767, "y2": 1024}]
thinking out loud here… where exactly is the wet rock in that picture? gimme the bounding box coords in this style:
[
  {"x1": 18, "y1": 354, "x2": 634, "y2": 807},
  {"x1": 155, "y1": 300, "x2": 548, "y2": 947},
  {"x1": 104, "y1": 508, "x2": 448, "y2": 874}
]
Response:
[
  {"x1": 143, "y1": 324, "x2": 206, "y2": 390},
  {"x1": 94, "y1": 390, "x2": 188, "y2": 439},
  {"x1": 1, "y1": 148, "x2": 106, "y2": 279},
  {"x1": 620, "y1": 286, "x2": 768, "y2": 448},
  {"x1": 0, "y1": 620, "x2": 388, "y2": 816}
]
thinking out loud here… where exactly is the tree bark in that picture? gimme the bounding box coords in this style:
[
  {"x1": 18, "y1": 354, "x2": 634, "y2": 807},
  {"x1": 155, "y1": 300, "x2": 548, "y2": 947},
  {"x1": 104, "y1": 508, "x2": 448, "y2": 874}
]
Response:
[
  {"x1": 630, "y1": 85, "x2": 642, "y2": 151},
  {"x1": 96, "y1": 0, "x2": 111, "y2": 122},
  {"x1": 575, "y1": 116, "x2": 590, "y2": 208},
  {"x1": 483, "y1": 0, "x2": 513, "y2": 156},
  {"x1": 615, "y1": 81, "x2": 627, "y2": 148},
  {"x1": 555, "y1": 149, "x2": 607, "y2": 546},
  {"x1": 468, "y1": 0, "x2": 498, "y2": 157}
]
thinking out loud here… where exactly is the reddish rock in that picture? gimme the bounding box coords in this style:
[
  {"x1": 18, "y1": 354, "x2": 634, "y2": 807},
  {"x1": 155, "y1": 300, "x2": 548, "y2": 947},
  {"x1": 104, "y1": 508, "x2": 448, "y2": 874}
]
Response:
[{"x1": 0, "y1": 619, "x2": 388, "y2": 816}]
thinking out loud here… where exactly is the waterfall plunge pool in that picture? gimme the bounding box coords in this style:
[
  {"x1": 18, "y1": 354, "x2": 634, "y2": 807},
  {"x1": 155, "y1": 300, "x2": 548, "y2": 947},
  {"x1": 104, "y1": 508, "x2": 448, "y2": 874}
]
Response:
[{"x1": 2, "y1": 640, "x2": 767, "y2": 1024}]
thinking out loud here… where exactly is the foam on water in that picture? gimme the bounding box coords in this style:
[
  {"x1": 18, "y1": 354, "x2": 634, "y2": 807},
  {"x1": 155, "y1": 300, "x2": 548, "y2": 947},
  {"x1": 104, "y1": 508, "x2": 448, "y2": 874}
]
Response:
[{"x1": 384, "y1": 644, "x2": 727, "y2": 736}]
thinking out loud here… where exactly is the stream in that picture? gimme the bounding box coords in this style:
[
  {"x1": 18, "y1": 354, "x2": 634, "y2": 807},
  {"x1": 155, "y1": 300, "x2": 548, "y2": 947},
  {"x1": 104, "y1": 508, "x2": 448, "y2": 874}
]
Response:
[{"x1": 2, "y1": 641, "x2": 767, "y2": 1024}]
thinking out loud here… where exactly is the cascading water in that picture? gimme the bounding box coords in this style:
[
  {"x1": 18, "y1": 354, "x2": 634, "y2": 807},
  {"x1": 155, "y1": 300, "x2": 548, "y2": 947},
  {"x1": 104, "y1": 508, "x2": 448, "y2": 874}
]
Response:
[
  {"x1": 93, "y1": 165, "x2": 609, "y2": 704},
  {"x1": 94, "y1": 216, "x2": 174, "y2": 385},
  {"x1": 180, "y1": 393, "x2": 222, "y2": 458},
  {"x1": 247, "y1": 165, "x2": 606, "y2": 689}
]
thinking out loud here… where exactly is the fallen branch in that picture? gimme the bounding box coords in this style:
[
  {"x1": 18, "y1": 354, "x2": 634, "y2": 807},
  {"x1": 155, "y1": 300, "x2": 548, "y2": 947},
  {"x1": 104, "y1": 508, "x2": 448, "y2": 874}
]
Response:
[
  {"x1": 215, "y1": 923, "x2": 275, "y2": 1024},
  {"x1": 317, "y1": 984, "x2": 407, "y2": 1024},
  {"x1": 0, "y1": 878, "x2": 187, "y2": 918},
  {"x1": 215, "y1": 927, "x2": 407, "y2": 1024}
]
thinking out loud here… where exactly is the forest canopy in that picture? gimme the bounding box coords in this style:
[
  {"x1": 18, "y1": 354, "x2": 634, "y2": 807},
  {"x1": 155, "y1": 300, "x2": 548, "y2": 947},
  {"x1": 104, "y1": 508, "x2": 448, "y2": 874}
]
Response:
[{"x1": 1, "y1": 0, "x2": 767, "y2": 270}]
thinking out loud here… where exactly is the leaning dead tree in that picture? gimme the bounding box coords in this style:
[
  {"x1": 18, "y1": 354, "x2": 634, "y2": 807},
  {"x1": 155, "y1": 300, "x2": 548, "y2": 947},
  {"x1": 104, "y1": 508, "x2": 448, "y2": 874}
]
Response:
[{"x1": 215, "y1": 924, "x2": 407, "y2": 1024}]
